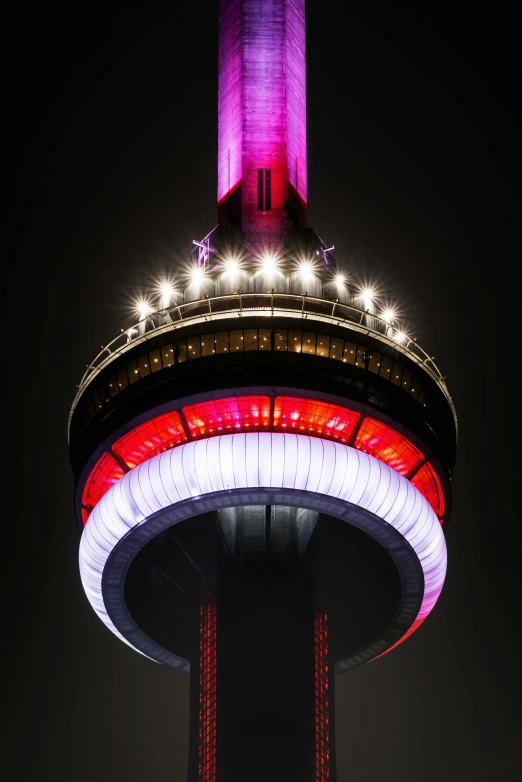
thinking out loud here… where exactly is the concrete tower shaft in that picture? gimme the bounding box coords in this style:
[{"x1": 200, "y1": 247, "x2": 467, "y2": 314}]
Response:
[{"x1": 218, "y1": 0, "x2": 307, "y2": 242}]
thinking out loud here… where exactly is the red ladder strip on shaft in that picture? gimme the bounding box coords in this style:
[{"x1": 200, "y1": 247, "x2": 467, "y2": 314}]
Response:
[
  {"x1": 198, "y1": 595, "x2": 217, "y2": 782},
  {"x1": 314, "y1": 599, "x2": 330, "y2": 781}
]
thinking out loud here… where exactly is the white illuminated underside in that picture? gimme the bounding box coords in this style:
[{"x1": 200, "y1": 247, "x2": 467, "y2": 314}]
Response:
[{"x1": 79, "y1": 433, "x2": 446, "y2": 658}]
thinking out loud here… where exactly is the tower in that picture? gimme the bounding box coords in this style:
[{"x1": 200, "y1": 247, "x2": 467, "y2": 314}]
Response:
[{"x1": 68, "y1": 2, "x2": 457, "y2": 781}]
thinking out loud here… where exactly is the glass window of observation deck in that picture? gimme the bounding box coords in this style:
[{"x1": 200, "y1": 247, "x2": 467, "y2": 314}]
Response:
[
  {"x1": 316, "y1": 335, "x2": 330, "y2": 357},
  {"x1": 355, "y1": 346, "x2": 366, "y2": 367},
  {"x1": 330, "y1": 337, "x2": 343, "y2": 360},
  {"x1": 126, "y1": 359, "x2": 139, "y2": 382},
  {"x1": 379, "y1": 356, "x2": 392, "y2": 378},
  {"x1": 244, "y1": 329, "x2": 258, "y2": 350},
  {"x1": 274, "y1": 330, "x2": 288, "y2": 350},
  {"x1": 201, "y1": 334, "x2": 214, "y2": 356},
  {"x1": 108, "y1": 375, "x2": 118, "y2": 397},
  {"x1": 149, "y1": 349, "x2": 162, "y2": 372},
  {"x1": 230, "y1": 330, "x2": 243, "y2": 352},
  {"x1": 391, "y1": 362, "x2": 403, "y2": 386},
  {"x1": 117, "y1": 367, "x2": 129, "y2": 390},
  {"x1": 161, "y1": 344, "x2": 174, "y2": 367},
  {"x1": 368, "y1": 352, "x2": 381, "y2": 375},
  {"x1": 175, "y1": 339, "x2": 188, "y2": 362},
  {"x1": 187, "y1": 337, "x2": 202, "y2": 359},
  {"x1": 302, "y1": 332, "x2": 316, "y2": 354},
  {"x1": 401, "y1": 369, "x2": 412, "y2": 392},
  {"x1": 215, "y1": 332, "x2": 228, "y2": 353},
  {"x1": 343, "y1": 342, "x2": 356, "y2": 363},
  {"x1": 137, "y1": 355, "x2": 150, "y2": 377},
  {"x1": 289, "y1": 330, "x2": 302, "y2": 352},
  {"x1": 259, "y1": 329, "x2": 271, "y2": 349}
]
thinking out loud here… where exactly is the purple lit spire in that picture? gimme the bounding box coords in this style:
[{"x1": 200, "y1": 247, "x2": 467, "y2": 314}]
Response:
[{"x1": 218, "y1": 0, "x2": 307, "y2": 244}]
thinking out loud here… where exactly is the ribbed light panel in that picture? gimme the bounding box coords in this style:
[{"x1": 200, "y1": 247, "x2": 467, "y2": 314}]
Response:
[{"x1": 79, "y1": 433, "x2": 446, "y2": 662}]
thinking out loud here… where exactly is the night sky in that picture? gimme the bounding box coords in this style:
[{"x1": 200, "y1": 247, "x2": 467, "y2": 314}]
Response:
[{"x1": 5, "y1": 1, "x2": 522, "y2": 780}]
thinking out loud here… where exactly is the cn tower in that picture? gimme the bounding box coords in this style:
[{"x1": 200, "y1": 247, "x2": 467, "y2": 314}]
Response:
[{"x1": 68, "y1": 2, "x2": 458, "y2": 781}]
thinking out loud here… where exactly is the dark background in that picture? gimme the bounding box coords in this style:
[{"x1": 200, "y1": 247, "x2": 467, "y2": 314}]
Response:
[{"x1": 4, "y1": 0, "x2": 521, "y2": 779}]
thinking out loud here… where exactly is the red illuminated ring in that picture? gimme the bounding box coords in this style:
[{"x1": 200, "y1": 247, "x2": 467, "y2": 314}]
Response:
[
  {"x1": 79, "y1": 396, "x2": 445, "y2": 522},
  {"x1": 79, "y1": 433, "x2": 446, "y2": 671}
]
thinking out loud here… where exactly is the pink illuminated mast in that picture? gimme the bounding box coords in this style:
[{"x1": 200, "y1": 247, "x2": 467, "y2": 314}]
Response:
[{"x1": 218, "y1": 0, "x2": 307, "y2": 246}]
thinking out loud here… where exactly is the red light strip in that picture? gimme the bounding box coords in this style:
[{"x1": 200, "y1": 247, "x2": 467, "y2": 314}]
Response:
[
  {"x1": 81, "y1": 452, "x2": 125, "y2": 511},
  {"x1": 411, "y1": 461, "x2": 445, "y2": 518},
  {"x1": 112, "y1": 410, "x2": 186, "y2": 469},
  {"x1": 198, "y1": 595, "x2": 217, "y2": 782},
  {"x1": 80, "y1": 396, "x2": 445, "y2": 523},
  {"x1": 183, "y1": 396, "x2": 270, "y2": 438},
  {"x1": 353, "y1": 416, "x2": 423, "y2": 476},
  {"x1": 374, "y1": 616, "x2": 426, "y2": 662},
  {"x1": 273, "y1": 396, "x2": 360, "y2": 443},
  {"x1": 314, "y1": 599, "x2": 330, "y2": 782}
]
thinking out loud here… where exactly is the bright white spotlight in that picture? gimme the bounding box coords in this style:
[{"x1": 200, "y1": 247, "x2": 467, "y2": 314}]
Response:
[
  {"x1": 158, "y1": 280, "x2": 175, "y2": 309},
  {"x1": 261, "y1": 253, "x2": 278, "y2": 274},
  {"x1": 381, "y1": 308, "x2": 396, "y2": 324},
  {"x1": 190, "y1": 266, "x2": 205, "y2": 284},
  {"x1": 360, "y1": 288, "x2": 375, "y2": 311},
  {"x1": 334, "y1": 273, "x2": 346, "y2": 286},
  {"x1": 394, "y1": 331, "x2": 408, "y2": 345},
  {"x1": 160, "y1": 281, "x2": 174, "y2": 296},
  {"x1": 223, "y1": 258, "x2": 240, "y2": 277},
  {"x1": 298, "y1": 261, "x2": 314, "y2": 281},
  {"x1": 136, "y1": 300, "x2": 152, "y2": 319}
]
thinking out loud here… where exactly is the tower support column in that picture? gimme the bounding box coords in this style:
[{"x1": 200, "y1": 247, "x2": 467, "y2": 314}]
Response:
[{"x1": 217, "y1": 559, "x2": 317, "y2": 781}]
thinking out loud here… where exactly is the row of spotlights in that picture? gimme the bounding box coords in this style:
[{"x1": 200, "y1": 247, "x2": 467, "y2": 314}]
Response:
[
  {"x1": 155, "y1": 259, "x2": 364, "y2": 290},
  {"x1": 141, "y1": 277, "x2": 394, "y2": 314},
  {"x1": 135, "y1": 273, "x2": 406, "y2": 341},
  {"x1": 186, "y1": 256, "x2": 317, "y2": 280}
]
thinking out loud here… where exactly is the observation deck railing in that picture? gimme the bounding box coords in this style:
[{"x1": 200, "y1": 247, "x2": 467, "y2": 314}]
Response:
[{"x1": 70, "y1": 292, "x2": 457, "y2": 434}]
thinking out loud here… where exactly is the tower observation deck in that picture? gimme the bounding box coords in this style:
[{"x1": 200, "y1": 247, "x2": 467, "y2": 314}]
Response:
[{"x1": 69, "y1": 2, "x2": 457, "y2": 781}]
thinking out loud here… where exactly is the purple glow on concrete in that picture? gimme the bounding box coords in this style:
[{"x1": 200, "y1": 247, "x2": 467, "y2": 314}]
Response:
[
  {"x1": 285, "y1": 0, "x2": 307, "y2": 207},
  {"x1": 217, "y1": 0, "x2": 307, "y2": 234},
  {"x1": 218, "y1": 0, "x2": 243, "y2": 203},
  {"x1": 241, "y1": 0, "x2": 287, "y2": 235},
  {"x1": 79, "y1": 433, "x2": 446, "y2": 661}
]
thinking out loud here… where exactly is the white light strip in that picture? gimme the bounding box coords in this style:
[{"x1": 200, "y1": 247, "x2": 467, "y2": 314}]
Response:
[{"x1": 79, "y1": 433, "x2": 446, "y2": 658}]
